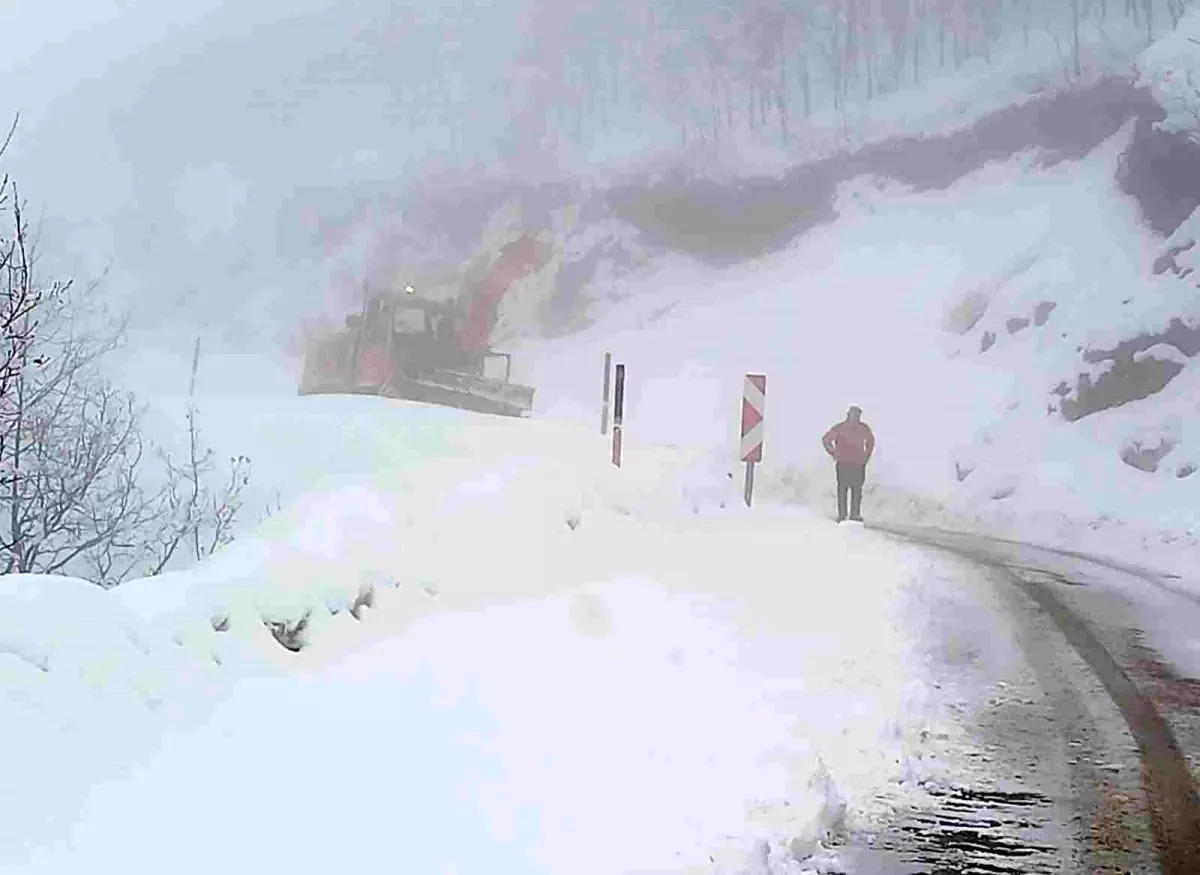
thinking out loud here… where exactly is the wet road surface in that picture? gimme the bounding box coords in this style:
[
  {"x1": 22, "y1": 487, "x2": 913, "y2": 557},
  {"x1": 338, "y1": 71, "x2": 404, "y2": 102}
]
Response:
[{"x1": 839, "y1": 523, "x2": 1200, "y2": 874}]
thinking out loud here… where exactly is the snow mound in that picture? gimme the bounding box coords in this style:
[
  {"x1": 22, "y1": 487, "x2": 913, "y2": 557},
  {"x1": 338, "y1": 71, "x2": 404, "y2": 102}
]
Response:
[
  {"x1": 1139, "y1": 8, "x2": 1200, "y2": 141},
  {"x1": 3, "y1": 394, "x2": 954, "y2": 874},
  {"x1": 0, "y1": 573, "x2": 231, "y2": 866},
  {"x1": 98, "y1": 398, "x2": 746, "y2": 664},
  {"x1": 19, "y1": 510, "x2": 940, "y2": 875}
]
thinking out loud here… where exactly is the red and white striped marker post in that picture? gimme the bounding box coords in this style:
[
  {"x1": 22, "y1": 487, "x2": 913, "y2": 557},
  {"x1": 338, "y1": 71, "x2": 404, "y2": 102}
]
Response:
[
  {"x1": 600, "y1": 352, "x2": 612, "y2": 435},
  {"x1": 612, "y1": 363, "x2": 626, "y2": 467},
  {"x1": 740, "y1": 373, "x2": 766, "y2": 506}
]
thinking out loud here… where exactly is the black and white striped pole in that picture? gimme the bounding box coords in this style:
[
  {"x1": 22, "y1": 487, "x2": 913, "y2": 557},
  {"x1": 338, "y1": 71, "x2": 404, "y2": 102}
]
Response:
[{"x1": 612, "y1": 363, "x2": 625, "y2": 467}]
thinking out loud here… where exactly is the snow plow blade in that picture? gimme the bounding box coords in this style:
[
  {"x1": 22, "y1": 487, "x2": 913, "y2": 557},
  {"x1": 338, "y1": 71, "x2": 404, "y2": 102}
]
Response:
[{"x1": 299, "y1": 368, "x2": 535, "y2": 419}]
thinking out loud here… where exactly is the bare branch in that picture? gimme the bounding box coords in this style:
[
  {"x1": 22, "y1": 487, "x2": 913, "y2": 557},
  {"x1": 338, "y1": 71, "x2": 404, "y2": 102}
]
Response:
[
  {"x1": 0, "y1": 174, "x2": 259, "y2": 585},
  {"x1": 0, "y1": 114, "x2": 17, "y2": 162}
]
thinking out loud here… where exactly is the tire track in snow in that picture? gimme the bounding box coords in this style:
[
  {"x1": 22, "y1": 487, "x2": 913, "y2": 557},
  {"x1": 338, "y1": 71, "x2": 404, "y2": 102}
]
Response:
[
  {"x1": 1005, "y1": 568, "x2": 1200, "y2": 874},
  {"x1": 904, "y1": 525, "x2": 1200, "y2": 606},
  {"x1": 871, "y1": 522, "x2": 1200, "y2": 875}
]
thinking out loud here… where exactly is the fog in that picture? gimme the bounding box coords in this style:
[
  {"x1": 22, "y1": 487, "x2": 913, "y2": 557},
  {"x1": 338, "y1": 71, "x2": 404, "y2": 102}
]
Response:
[
  {"x1": 2, "y1": 0, "x2": 590, "y2": 360},
  {"x1": 0, "y1": 0, "x2": 1164, "y2": 383}
]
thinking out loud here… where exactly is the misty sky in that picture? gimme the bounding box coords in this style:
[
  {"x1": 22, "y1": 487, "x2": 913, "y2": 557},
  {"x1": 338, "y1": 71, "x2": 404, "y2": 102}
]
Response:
[
  {"x1": 1, "y1": 0, "x2": 561, "y2": 343},
  {"x1": 0, "y1": 0, "x2": 853, "y2": 345}
]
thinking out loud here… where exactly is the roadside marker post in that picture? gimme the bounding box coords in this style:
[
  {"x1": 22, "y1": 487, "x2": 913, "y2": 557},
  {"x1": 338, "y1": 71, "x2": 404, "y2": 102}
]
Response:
[
  {"x1": 601, "y1": 352, "x2": 612, "y2": 435},
  {"x1": 740, "y1": 374, "x2": 766, "y2": 506},
  {"x1": 612, "y1": 363, "x2": 625, "y2": 467}
]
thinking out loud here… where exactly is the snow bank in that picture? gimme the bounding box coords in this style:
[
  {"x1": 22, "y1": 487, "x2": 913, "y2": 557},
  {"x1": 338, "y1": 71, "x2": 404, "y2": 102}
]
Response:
[
  {"x1": 19, "y1": 511, "x2": 941, "y2": 875},
  {"x1": 0, "y1": 397, "x2": 732, "y2": 862},
  {"x1": 0, "y1": 574, "x2": 229, "y2": 866},
  {"x1": 1139, "y1": 7, "x2": 1200, "y2": 140},
  {"x1": 3, "y1": 394, "x2": 957, "y2": 874},
  {"x1": 88, "y1": 396, "x2": 744, "y2": 667},
  {"x1": 1, "y1": 394, "x2": 744, "y2": 679}
]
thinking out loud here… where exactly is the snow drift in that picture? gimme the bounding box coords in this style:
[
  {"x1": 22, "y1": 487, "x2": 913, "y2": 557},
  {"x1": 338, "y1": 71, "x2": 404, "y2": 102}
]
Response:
[{"x1": 5, "y1": 396, "x2": 952, "y2": 874}]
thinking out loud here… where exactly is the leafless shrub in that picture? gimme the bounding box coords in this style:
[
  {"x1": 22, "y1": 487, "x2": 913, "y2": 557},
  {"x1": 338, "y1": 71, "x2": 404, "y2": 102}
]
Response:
[
  {"x1": 0, "y1": 118, "x2": 257, "y2": 586},
  {"x1": 145, "y1": 339, "x2": 252, "y2": 576}
]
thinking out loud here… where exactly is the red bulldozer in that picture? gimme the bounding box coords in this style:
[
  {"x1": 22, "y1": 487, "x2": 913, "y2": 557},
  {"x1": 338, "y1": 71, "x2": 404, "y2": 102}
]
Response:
[{"x1": 299, "y1": 235, "x2": 547, "y2": 418}]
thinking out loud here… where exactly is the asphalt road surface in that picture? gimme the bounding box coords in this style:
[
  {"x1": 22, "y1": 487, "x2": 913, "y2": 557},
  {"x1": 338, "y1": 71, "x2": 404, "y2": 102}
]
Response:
[{"x1": 839, "y1": 522, "x2": 1200, "y2": 875}]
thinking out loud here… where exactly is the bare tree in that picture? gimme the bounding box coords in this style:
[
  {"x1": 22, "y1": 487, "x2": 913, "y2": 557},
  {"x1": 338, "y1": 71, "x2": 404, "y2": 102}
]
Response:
[
  {"x1": 1021, "y1": 0, "x2": 1035, "y2": 48},
  {"x1": 1071, "y1": 0, "x2": 1084, "y2": 78},
  {"x1": 0, "y1": 126, "x2": 257, "y2": 586},
  {"x1": 0, "y1": 119, "x2": 57, "y2": 416},
  {"x1": 812, "y1": 1, "x2": 849, "y2": 110},
  {"x1": 145, "y1": 337, "x2": 252, "y2": 577},
  {"x1": 0, "y1": 192, "x2": 157, "y2": 583},
  {"x1": 882, "y1": 0, "x2": 912, "y2": 91}
]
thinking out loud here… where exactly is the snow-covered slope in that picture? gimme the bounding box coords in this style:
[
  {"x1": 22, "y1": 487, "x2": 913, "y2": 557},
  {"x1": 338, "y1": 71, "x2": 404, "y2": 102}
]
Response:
[
  {"x1": 5, "y1": 394, "x2": 959, "y2": 875},
  {"x1": 516, "y1": 109, "x2": 1200, "y2": 570},
  {"x1": 446, "y1": 19, "x2": 1198, "y2": 576}
]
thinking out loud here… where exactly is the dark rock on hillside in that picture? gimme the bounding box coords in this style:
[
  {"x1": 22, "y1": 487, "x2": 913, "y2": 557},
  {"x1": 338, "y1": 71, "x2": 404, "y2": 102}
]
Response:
[
  {"x1": 1059, "y1": 318, "x2": 1200, "y2": 421},
  {"x1": 1117, "y1": 113, "x2": 1200, "y2": 236},
  {"x1": 1121, "y1": 435, "x2": 1177, "y2": 472},
  {"x1": 1154, "y1": 240, "x2": 1196, "y2": 275},
  {"x1": 1061, "y1": 356, "x2": 1184, "y2": 422},
  {"x1": 1033, "y1": 301, "x2": 1057, "y2": 326},
  {"x1": 1082, "y1": 318, "x2": 1200, "y2": 363}
]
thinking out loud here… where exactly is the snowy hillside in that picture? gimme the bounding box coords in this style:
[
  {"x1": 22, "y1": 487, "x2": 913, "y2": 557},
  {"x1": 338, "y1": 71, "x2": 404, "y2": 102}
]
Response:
[
  {"x1": 516, "y1": 108, "x2": 1200, "y2": 568},
  {"x1": 400, "y1": 19, "x2": 1200, "y2": 573}
]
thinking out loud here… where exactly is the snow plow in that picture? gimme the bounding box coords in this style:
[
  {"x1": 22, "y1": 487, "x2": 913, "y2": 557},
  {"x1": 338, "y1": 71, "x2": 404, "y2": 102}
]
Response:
[{"x1": 299, "y1": 235, "x2": 546, "y2": 418}]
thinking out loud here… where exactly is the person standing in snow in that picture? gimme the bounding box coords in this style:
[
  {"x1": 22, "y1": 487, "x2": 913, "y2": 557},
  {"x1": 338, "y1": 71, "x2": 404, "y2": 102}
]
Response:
[{"x1": 822, "y1": 406, "x2": 875, "y2": 523}]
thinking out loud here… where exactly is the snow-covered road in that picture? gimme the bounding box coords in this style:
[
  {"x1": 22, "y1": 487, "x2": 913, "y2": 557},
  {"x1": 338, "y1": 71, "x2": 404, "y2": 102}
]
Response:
[{"x1": 852, "y1": 523, "x2": 1200, "y2": 874}]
